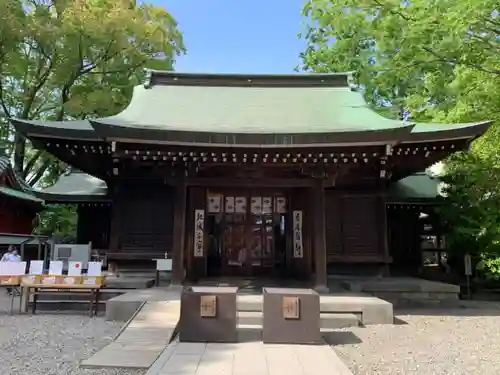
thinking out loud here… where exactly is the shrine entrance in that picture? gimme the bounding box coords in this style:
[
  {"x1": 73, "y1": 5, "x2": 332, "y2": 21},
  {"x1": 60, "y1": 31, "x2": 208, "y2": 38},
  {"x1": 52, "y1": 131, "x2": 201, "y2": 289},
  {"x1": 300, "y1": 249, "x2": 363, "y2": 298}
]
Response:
[{"x1": 205, "y1": 189, "x2": 289, "y2": 278}]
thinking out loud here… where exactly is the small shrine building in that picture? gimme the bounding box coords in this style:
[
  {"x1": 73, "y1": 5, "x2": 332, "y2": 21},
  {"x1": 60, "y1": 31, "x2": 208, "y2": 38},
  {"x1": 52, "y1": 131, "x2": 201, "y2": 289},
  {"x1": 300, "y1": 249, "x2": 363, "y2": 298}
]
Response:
[{"x1": 0, "y1": 147, "x2": 44, "y2": 235}]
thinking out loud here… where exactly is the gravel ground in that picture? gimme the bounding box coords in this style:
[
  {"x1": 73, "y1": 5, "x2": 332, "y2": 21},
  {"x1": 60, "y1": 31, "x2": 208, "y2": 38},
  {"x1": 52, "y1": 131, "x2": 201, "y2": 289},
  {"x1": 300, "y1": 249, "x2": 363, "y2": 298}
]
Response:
[
  {"x1": 0, "y1": 291, "x2": 145, "y2": 375},
  {"x1": 330, "y1": 303, "x2": 500, "y2": 375},
  {"x1": 5, "y1": 288, "x2": 500, "y2": 375}
]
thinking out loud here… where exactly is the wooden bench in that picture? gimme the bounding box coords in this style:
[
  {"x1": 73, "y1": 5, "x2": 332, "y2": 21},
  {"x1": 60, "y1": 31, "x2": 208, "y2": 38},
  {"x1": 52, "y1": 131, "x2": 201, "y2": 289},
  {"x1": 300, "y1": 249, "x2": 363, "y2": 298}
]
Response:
[{"x1": 21, "y1": 284, "x2": 101, "y2": 316}]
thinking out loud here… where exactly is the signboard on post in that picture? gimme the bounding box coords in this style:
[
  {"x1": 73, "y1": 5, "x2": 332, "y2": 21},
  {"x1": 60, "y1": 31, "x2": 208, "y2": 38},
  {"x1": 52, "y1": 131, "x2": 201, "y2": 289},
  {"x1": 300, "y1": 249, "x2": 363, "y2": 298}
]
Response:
[
  {"x1": 464, "y1": 253, "x2": 472, "y2": 300},
  {"x1": 464, "y1": 254, "x2": 472, "y2": 276}
]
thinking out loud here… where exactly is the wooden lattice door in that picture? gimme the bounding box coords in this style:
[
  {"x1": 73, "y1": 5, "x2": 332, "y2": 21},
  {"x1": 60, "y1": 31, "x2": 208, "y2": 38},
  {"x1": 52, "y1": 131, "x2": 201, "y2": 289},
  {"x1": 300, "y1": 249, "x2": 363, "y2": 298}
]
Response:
[{"x1": 206, "y1": 190, "x2": 288, "y2": 277}]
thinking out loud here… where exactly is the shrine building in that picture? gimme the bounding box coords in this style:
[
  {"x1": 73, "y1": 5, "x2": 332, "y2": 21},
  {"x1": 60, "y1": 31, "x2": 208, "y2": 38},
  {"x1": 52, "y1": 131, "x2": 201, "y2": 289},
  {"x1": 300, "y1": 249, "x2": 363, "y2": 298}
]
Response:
[
  {"x1": 11, "y1": 71, "x2": 492, "y2": 289},
  {"x1": 0, "y1": 146, "x2": 44, "y2": 235}
]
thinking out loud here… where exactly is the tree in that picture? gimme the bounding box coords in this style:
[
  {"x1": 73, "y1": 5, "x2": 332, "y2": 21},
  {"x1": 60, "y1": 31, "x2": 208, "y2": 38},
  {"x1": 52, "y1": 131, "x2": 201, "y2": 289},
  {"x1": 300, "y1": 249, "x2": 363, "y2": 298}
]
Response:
[
  {"x1": 439, "y1": 153, "x2": 500, "y2": 256},
  {"x1": 299, "y1": 0, "x2": 500, "y2": 124},
  {"x1": 300, "y1": 0, "x2": 500, "y2": 276},
  {"x1": 34, "y1": 204, "x2": 78, "y2": 242},
  {"x1": 0, "y1": 0, "x2": 185, "y2": 187}
]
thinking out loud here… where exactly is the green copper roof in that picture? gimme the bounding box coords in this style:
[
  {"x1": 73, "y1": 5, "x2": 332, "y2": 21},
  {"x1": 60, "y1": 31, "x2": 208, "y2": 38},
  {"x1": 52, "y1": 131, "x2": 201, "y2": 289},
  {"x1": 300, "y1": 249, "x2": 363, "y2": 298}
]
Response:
[
  {"x1": 11, "y1": 71, "x2": 493, "y2": 146},
  {"x1": 0, "y1": 233, "x2": 48, "y2": 245},
  {"x1": 388, "y1": 172, "x2": 444, "y2": 201},
  {"x1": 0, "y1": 186, "x2": 44, "y2": 203},
  {"x1": 37, "y1": 170, "x2": 108, "y2": 202},
  {"x1": 11, "y1": 119, "x2": 99, "y2": 139},
  {"x1": 0, "y1": 154, "x2": 44, "y2": 205},
  {"x1": 97, "y1": 84, "x2": 407, "y2": 134}
]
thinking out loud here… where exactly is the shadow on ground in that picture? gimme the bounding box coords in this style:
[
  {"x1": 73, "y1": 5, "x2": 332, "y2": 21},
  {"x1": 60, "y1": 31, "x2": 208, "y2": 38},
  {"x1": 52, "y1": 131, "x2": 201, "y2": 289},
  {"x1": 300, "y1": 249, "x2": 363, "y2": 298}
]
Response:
[
  {"x1": 323, "y1": 331, "x2": 362, "y2": 346},
  {"x1": 393, "y1": 316, "x2": 409, "y2": 325}
]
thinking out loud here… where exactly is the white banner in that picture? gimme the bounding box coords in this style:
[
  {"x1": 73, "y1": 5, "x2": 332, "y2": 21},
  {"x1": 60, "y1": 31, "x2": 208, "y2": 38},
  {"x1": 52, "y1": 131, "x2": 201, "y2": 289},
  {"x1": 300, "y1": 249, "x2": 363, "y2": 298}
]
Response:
[
  {"x1": 293, "y1": 210, "x2": 303, "y2": 258},
  {"x1": 194, "y1": 209, "x2": 205, "y2": 257}
]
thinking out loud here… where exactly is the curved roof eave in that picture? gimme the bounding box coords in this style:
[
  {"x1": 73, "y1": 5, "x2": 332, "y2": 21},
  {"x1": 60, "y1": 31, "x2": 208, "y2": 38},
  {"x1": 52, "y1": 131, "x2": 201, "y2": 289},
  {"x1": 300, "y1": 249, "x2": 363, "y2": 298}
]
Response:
[
  {"x1": 89, "y1": 119, "x2": 416, "y2": 147},
  {"x1": 404, "y1": 120, "x2": 493, "y2": 142},
  {"x1": 0, "y1": 155, "x2": 44, "y2": 206},
  {"x1": 11, "y1": 119, "x2": 101, "y2": 141},
  {"x1": 34, "y1": 171, "x2": 109, "y2": 203},
  {"x1": 386, "y1": 171, "x2": 446, "y2": 202},
  {"x1": 35, "y1": 192, "x2": 111, "y2": 203},
  {"x1": 0, "y1": 186, "x2": 45, "y2": 205},
  {"x1": 11, "y1": 116, "x2": 493, "y2": 147}
]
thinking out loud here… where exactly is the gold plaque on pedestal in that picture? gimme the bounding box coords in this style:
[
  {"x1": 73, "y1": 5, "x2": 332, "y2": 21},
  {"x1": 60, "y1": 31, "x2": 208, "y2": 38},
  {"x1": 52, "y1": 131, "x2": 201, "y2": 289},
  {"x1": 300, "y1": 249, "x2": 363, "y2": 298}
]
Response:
[
  {"x1": 283, "y1": 296, "x2": 300, "y2": 319},
  {"x1": 200, "y1": 295, "x2": 217, "y2": 317}
]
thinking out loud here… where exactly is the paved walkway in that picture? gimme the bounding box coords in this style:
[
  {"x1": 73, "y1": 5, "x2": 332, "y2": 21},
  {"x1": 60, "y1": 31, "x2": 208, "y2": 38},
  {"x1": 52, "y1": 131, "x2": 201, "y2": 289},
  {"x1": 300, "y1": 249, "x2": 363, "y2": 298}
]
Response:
[
  {"x1": 146, "y1": 340, "x2": 353, "y2": 375},
  {"x1": 81, "y1": 300, "x2": 180, "y2": 369}
]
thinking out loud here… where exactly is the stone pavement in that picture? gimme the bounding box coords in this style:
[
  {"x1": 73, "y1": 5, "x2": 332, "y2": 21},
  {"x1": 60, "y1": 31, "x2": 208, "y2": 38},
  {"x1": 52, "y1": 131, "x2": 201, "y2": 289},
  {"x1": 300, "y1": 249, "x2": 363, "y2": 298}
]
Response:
[
  {"x1": 146, "y1": 340, "x2": 353, "y2": 375},
  {"x1": 81, "y1": 300, "x2": 180, "y2": 369}
]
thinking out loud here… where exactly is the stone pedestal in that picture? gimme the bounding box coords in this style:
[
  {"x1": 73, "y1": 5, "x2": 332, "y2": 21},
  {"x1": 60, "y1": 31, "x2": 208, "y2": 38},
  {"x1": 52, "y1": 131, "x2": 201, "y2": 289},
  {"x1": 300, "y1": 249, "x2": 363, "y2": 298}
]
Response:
[
  {"x1": 313, "y1": 284, "x2": 329, "y2": 294},
  {"x1": 262, "y1": 287, "x2": 321, "y2": 344},
  {"x1": 179, "y1": 286, "x2": 238, "y2": 343}
]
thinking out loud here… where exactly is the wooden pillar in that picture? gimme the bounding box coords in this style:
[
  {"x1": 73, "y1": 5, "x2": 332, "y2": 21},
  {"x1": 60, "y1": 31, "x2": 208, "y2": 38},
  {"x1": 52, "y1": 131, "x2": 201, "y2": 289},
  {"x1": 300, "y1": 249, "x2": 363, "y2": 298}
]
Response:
[
  {"x1": 379, "y1": 198, "x2": 391, "y2": 276},
  {"x1": 109, "y1": 186, "x2": 121, "y2": 252},
  {"x1": 312, "y1": 179, "x2": 328, "y2": 292},
  {"x1": 171, "y1": 181, "x2": 187, "y2": 284}
]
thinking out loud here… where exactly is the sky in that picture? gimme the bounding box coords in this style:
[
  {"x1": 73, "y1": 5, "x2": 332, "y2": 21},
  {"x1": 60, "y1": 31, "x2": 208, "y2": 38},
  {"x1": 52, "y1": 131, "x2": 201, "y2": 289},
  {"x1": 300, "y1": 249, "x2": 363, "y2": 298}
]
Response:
[{"x1": 147, "y1": 0, "x2": 308, "y2": 74}]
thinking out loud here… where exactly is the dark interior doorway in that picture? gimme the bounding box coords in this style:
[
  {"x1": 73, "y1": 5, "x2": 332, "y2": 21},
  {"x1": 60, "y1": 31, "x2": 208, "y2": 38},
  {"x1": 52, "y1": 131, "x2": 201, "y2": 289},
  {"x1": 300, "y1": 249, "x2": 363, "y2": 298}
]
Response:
[{"x1": 205, "y1": 189, "x2": 289, "y2": 278}]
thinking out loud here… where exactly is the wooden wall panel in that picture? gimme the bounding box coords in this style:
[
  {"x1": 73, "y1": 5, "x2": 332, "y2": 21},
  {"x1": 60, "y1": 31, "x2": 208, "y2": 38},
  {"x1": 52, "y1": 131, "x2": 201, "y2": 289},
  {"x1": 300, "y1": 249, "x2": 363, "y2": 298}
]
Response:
[
  {"x1": 341, "y1": 196, "x2": 379, "y2": 255},
  {"x1": 118, "y1": 184, "x2": 175, "y2": 254},
  {"x1": 325, "y1": 191, "x2": 342, "y2": 256},
  {"x1": 0, "y1": 197, "x2": 37, "y2": 234},
  {"x1": 76, "y1": 205, "x2": 111, "y2": 249},
  {"x1": 325, "y1": 192, "x2": 385, "y2": 261}
]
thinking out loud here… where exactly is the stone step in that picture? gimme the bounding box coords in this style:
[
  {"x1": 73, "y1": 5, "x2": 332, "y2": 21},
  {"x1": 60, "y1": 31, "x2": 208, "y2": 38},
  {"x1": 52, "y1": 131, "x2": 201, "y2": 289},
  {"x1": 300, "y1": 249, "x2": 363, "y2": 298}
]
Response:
[
  {"x1": 105, "y1": 277, "x2": 156, "y2": 289},
  {"x1": 321, "y1": 313, "x2": 360, "y2": 329},
  {"x1": 237, "y1": 297, "x2": 263, "y2": 312},
  {"x1": 118, "y1": 267, "x2": 164, "y2": 272},
  {"x1": 114, "y1": 275, "x2": 164, "y2": 279},
  {"x1": 237, "y1": 311, "x2": 262, "y2": 325},
  {"x1": 237, "y1": 311, "x2": 360, "y2": 329},
  {"x1": 237, "y1": 296, "x2": 364, "y2": 315}
]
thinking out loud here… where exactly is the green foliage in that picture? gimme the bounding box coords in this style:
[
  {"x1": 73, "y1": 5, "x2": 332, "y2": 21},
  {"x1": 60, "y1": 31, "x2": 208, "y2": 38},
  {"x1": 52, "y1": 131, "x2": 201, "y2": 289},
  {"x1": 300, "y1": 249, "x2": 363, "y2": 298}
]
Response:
[
  {"x1": 300, "y1": 0, "x2": 500, "y2": 268},
  {"x1": 0, "y1": 0, "x2": 184, "y2": 240},
  {"x1": 299, "y1": 0, "x2": 500, "y2": 123},
  {"x1": 476, "y1": 257, "x2": 500, "y2": 281},
  {"x1": 439, "y1": 153, "x2": 500, "y2": 257},
  {"x1": 0, "y1": 0, "x2": 185, "y2": 187},
  {"x1": 34, "y1": 204, "x2": 77, "y2": 241}
]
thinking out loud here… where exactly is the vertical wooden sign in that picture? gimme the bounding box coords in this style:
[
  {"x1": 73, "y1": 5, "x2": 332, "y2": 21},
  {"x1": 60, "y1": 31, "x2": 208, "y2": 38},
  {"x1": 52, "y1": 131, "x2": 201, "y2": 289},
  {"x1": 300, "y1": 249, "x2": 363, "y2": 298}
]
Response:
[
  {"x1": 194, "y1": 209, "x2": 205, "y2": 258},
  {"x1": 293, "y1": 210, "x2": 303, "y2": 258}
]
